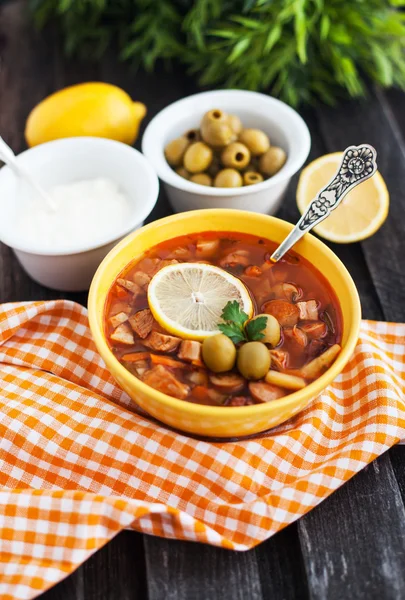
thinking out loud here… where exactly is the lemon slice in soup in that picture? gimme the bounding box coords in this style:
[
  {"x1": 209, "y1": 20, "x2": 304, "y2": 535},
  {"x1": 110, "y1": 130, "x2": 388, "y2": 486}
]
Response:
[{"x1": 148, "y1": 263, "x2": 253, "y2": 340}]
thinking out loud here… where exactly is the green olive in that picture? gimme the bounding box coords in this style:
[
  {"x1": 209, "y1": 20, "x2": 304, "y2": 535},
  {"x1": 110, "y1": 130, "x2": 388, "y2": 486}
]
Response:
[
  {"x1": 248, "y1": 314, "x2": 281, "y2": 346},
  {"x1": 259, "y1": 147, "x2": 287, "y2": 176},
  {"x1": 175, "y1": 166, "x2": 190, "y2": 179},
  {"x1": 239, "y1": 129, "x2": 270, "y2": 156},
  {"x1": 237, "y1": 342, "x2": 271, "y2": 380},
  {"x1": 201, "y1": 110, "x2": 235, "y2": 147},
  {"x1": 183, "y1": 142, "x2": 213, "y2": 173},
  {"x1": 201, "y1": 122, "x2": 236, "y2": 148},
  {"x1": 190, "y1": 173, "x2": 212, "y2": 186},
  {"x1": 221, "y1": 142, "x2": 251, "y2": 170},
  {"x1": 228, "y1": 114, "x2": 243, "y2": 135},
  {"x1": 164, "y1": 137, "x2": 190, "y2": 167},
  {"x1": 243, "y1": 171, "x2": 264, "y2": 186},
  {"x1": 201, "y1": 108, "x2": 229, "y2": 128},
  {"x1": 214, "y1": 168, "x2": 243, "y2": 188},
  {"x1": 202, "y1": 334, "x2": 236, "y2": 373}
]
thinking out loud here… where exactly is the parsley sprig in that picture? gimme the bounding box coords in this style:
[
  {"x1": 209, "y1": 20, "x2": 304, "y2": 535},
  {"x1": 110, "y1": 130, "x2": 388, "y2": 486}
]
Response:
[{"x1": 218, "y1": 301, "x2": 267, "y2": 344}]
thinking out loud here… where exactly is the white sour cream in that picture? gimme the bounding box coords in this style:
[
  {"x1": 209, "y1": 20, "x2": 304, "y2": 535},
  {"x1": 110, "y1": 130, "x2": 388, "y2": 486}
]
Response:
[{"x1": 16, "y1": 178, "x2": 132, "y2": 250}]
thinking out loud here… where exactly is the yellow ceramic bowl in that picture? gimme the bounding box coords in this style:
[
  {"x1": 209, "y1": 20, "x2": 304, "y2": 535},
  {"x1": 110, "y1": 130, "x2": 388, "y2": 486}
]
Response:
[{"x1": 88, "y1": 209, "x2": 361, "y2": 438}]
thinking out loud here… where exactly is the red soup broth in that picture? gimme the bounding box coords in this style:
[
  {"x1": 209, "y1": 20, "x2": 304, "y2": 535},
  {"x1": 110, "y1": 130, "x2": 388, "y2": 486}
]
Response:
[{"x1": 105, "y1": 232, "x2": 343, "y2": 407}]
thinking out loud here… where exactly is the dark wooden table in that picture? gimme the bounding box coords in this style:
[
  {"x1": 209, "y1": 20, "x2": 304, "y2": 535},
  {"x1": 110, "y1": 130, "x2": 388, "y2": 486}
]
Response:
[{"x1": 1, "y1": 2, "x2": 405, "y2": 599}]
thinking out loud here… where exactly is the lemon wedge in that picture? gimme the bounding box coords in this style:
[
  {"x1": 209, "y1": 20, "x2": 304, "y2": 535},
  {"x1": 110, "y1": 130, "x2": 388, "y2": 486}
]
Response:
[
  {"x1": 297, "y1": 152, "x2": 389, "y2": 243},
  {"x1": 148, "y1": 263, "x2": 253, "y2": 340}
]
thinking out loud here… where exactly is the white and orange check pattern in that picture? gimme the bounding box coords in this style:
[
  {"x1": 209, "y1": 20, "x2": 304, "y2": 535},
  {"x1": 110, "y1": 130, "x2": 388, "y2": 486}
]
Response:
[{"x1": 0, "y1": 300, "x2": 404, "y2": 599}]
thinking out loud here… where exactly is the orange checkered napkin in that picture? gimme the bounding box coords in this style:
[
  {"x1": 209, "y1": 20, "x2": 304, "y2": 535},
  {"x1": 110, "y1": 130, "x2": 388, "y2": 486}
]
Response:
[{"x1": 0, "y1": 300, "x2": 405, "y2": 600}]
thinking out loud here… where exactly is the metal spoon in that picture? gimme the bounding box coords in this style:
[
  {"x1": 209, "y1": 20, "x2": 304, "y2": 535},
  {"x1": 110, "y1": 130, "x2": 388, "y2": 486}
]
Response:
[
  {"x1": 270, "y1": 144, "x2": 378, "y2": 262},
  {"x1": 0, "y1": 136, "x2": 56, "y2": 211}
]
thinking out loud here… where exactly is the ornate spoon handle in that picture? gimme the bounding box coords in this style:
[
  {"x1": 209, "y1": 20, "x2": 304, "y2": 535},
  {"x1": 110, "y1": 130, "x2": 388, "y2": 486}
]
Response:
[{"x1": 270, "y1": 144, "x2": 378, "y2": 262}]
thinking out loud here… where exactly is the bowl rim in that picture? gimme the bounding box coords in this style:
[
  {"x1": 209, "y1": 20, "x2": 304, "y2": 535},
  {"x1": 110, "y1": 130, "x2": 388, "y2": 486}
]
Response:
[
  {"x1": 88, "y1": 209, "x2": 362, "y2": 420},
  {"x1": 0, "y1": 137, "x2": 160, "y2": 257},
  {"x1": 142, "y1": 89, "x2": 311, "y2": 196}
]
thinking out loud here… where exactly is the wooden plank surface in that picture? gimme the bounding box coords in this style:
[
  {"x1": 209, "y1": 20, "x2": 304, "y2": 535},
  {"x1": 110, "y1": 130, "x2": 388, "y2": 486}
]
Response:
[{"x1": 0, "y1": 3, "x2": 405, "y2": 600}]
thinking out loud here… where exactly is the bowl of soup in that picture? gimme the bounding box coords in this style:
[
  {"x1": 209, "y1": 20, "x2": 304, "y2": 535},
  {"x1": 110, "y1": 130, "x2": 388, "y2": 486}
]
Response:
[{"x1": 88, "y1": 209, "x2": 361, "y2": 438}]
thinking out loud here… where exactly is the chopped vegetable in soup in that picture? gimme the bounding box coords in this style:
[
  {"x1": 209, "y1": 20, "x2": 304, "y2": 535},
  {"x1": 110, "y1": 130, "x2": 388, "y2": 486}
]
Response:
[{"x1": 105, "y1": 232, "x2": 342, "y2": 407}]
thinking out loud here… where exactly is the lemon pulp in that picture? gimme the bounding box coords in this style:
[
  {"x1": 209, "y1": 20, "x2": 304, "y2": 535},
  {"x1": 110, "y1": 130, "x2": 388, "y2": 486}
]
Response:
[
  {"x1": 148, "y1": 263, "x2": 253, "y2": 340},
  {"x1": 297, "y1": 152, "x2": 389, "y2": 243}
]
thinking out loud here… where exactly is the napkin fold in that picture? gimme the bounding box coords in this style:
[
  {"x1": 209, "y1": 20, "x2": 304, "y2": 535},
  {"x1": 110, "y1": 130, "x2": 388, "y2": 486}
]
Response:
[{"x1": 0, "y1": 300, "x2": 404, "y2": 600}]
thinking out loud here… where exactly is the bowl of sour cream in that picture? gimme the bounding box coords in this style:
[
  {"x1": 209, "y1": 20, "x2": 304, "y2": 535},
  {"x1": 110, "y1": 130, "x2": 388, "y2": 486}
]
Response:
[{"x1": 0, "y1": 137, "x2": 159, "y2": 291}]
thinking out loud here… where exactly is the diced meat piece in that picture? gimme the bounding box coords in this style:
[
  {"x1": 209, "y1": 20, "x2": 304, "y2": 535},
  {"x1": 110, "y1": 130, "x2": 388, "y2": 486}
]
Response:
[
  {"x1": 186, "y1": 369, "x2": 208, "y2": 386},
  {"x1": 249, "y1": 382, "x2": 286, "y2": 403},
  {"x1": 117, "y1": 278, "x2": 142, "y2": 295},
  {"x1": 115, "y1": 284, "x2": 128, "y2": 298},
  {"x1": 209, "y1": 372, "x2": 245, "y2": 393},
  {"x1": 110, "y1": 323, "x2": 134, "y2": 345},
  {"x1": 270, "y1": 349, "x2": 289, "y2": 371},
  {"x1": 132, "y1": 271, "x2": 151, "y2": 289},
  {"x1": 262, "y1": 299, "x2": 300, "y2": 327},
  {"x1": 178, "y1": 340, "x2": 202, "y2": 362},
  {"x1": 297, "y1": 300, "x2": 318, "y2": 320},
  {"x1": 244, "y1": 265, "x2": 262, "y2": 278},
  {"x1": 196, "y1": 239, "x2": 220, "y2": 259},
  {"x1": 156, "y1": 259, "x2": 180, "y2": 272},
  {"x1": 143, "y1": 330, "x2": 181, "y2": 353},
  {"x1": 271, "y1": 282, "x2": 302, "y2": 302},
  {"x1": 136, "y1": 257, "x2": 161, "y2": 276},
  {"x1": 123, "y1": 359, "x2": 149, "y2": 378},
  {"x1": 300, "y1": 320, "x2": 327, "y2": 338},
  {"x1": 109, "y1": 311, "x2": 129, "y2": 329},
  {"x1": 129, "y1": 309, "x2": 154, "y2": 339},
  {"x1": 227, "y1": 396, "x2": 255, "y2": 407},
  {"x1": 219, "y1": 250, "x2": 250, "y2": 268},
  {"x1": 207, "y1": 388, "x2": 227, "y2": 405},
  {"x1": 142, "y1": 365, "x2": 190, "y2": 399},
  {"x1": 283, "y1": 325, "x2": 308, "y2": 348},
  {"x1": 109, "y1": 301, "x2": 132, "y2": 316},
  {"x1": 296, "y1": 344, "x2": 341, "y2": 379},
  {"x1": 168, "y1": 246, "x2": 191, "y2": 259}
]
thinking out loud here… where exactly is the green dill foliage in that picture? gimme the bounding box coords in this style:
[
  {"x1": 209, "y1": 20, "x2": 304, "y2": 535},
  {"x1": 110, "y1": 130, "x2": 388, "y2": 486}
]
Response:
[
  {"x1": 30, "y1": 0, "x2": 405, "y2": 106},
  {"x1": 218, "y1": 301, "x2": 266, "y2": 343}
]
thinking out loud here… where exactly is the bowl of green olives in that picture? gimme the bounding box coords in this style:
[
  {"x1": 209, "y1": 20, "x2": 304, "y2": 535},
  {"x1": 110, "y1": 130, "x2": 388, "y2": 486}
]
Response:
[{"x1": 142, "y1": 90, "x2": 311, "y2": 214}]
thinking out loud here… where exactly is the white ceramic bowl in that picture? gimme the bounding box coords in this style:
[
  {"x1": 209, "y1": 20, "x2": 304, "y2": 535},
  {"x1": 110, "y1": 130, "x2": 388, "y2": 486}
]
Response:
[
  {"x1": 142, "y1": 90, "x2": 311, "y2": 214},
  {"x1": 0, "y1": 137, "x2": 159, "y2": 291}
]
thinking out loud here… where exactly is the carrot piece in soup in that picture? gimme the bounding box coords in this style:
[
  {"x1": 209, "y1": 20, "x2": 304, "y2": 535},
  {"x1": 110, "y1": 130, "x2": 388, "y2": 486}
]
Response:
[
  {"x1": 150, "y1": 354, "x2": 188, "y2": 369},
  {"x1": 244, "y1": 265, "x2": 262, "y2": 278},
  {"x1": 121, "y1": 352, "x2": 150, "y2": 362},
  {"x1": 192, "y1": 386, "x2": 210, "y2": 402}
]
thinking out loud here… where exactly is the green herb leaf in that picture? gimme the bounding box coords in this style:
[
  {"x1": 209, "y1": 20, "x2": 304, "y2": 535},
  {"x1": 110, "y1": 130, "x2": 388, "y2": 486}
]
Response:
[
  {"x1": 218, "y1": 323, "x2": 247, "y2": 344},
  {"x1": 220, "y1": 300, "x2": 249, "y2": 328},
  {"x1": 245, "y1": 316, "x2": 267, "y2": 341},
  {"x1": 30, "y1": 0, "x2": 405, "y2": 107}
]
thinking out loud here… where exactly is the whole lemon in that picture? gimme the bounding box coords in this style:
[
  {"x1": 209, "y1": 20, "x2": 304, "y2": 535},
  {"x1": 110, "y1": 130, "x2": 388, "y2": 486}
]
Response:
[{"x1": 25, "y1": 82, "x2": 146, "y2": 147}]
